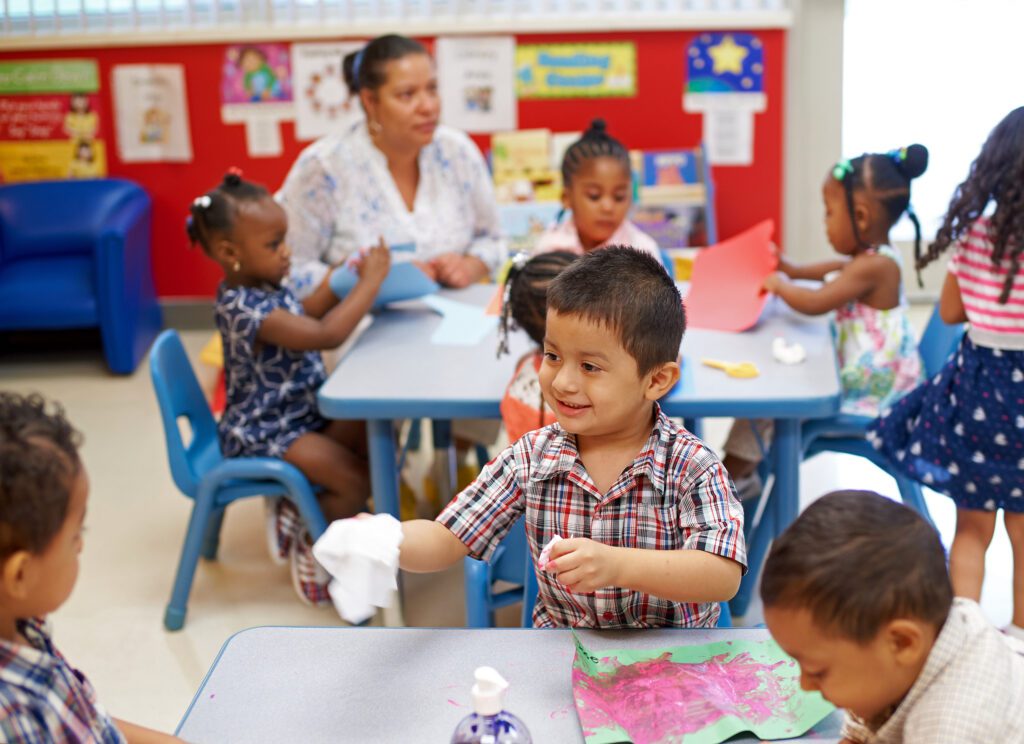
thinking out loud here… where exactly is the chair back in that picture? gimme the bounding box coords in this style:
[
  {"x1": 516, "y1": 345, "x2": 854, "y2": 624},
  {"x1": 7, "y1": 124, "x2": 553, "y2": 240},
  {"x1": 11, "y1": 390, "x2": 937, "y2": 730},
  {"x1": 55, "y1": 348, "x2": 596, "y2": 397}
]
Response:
[
  {"x1": 919, "y1": 304, "x2": 966, "y2": 379},
  {"x1": 149, "y1": 330, "x2": 222, "y2": 498},
  {"x1": 0, "y1": 179, "x2": 145, "y2": 262}
]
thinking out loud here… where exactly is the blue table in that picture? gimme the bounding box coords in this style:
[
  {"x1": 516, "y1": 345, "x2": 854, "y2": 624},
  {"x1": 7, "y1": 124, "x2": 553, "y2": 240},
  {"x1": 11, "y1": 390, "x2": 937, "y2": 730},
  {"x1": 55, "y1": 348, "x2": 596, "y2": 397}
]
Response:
[
  {"x1": 318, "y1": 285, "x2": 840, "y2": 616},
  {"x1": 177, "y1": 626, "x2": 842, "y2": 742}
]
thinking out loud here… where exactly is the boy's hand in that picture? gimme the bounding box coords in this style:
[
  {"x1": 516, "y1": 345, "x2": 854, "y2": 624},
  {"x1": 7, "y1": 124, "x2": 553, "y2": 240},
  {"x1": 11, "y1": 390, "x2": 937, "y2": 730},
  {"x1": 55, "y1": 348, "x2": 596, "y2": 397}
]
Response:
[
  {"x1": 357, "y1": 238, "x2": 391, "y2": 285},
  {"x1": 546, "y1": 538, "x2": 619, "y2": 593}
]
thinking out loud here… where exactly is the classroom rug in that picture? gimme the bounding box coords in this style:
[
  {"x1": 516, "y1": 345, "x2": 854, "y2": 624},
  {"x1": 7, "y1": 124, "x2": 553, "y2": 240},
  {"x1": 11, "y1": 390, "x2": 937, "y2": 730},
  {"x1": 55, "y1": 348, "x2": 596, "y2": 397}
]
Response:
[{"x1": 571, "y1": 632, "x2": 834, "y2": 744}]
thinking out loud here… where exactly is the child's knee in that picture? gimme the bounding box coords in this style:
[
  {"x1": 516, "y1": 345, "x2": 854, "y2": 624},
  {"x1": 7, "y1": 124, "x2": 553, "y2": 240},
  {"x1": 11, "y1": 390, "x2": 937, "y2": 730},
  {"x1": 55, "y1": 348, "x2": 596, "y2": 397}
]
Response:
[{"x1": 955, "y1": 510, "x2": 998, "y2": 543}]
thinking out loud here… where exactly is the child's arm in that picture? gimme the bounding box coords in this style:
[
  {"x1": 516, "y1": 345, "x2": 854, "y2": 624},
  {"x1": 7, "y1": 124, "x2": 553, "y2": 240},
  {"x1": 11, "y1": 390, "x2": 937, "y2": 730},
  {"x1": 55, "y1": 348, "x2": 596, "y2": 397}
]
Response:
[
  {"x1": 764, "y1": 253, "x2": 891, "y2": 316},
  {"x1": 939, "y1": 271, "x2": 968, "y2": 324},
  {"x1": 778, "y1": 256, "x2": 849, "y2": 281},
  {"x1": 546, "y1": 540, "x2": 742, "y2": 602},
  {"x1": 258, "y1": 243, "x2": 390, "y2": 351},
  {"x1": 114, "y1": 718, "x2": 186, "y2": 743},
  {"x1": 398, "y1": 520, "x2": 470, "y2": 572}
]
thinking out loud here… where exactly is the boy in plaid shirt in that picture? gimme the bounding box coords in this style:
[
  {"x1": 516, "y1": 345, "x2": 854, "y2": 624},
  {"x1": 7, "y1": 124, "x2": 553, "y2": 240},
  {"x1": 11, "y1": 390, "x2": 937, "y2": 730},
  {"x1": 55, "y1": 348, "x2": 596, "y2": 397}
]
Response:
[
  {"x1": 762, "y1": 490, "x2": 1024, "y2": 744},
  {"x1": 0, "y1": 393, "x2": 183, "y2": 743},
  {"x1": 398, "y1": 247, "x2": 746, "y2": 628}
]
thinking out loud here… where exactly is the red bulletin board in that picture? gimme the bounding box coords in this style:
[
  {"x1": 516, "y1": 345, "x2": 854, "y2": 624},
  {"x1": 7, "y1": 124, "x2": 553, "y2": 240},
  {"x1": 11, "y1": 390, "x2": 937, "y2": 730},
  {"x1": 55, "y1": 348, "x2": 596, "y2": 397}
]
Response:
[{"x1": 0, "y1": 29, "x2": 785, "y2": 299}]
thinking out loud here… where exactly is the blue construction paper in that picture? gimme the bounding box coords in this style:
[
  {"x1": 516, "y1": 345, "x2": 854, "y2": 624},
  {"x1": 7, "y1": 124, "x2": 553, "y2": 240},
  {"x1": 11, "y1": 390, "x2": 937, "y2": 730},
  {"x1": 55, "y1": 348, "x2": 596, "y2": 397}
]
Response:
[
  {"x1": 420, "y1": 295, "x2": 498, "y2": 346},
  {"x1": 329, "y1": 260, "x2": 439, "y2": 309}
]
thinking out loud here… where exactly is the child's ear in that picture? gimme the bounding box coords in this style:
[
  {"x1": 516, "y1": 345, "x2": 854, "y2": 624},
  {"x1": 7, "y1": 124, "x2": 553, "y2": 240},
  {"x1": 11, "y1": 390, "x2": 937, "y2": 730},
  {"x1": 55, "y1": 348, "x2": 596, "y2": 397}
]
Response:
[
  {"x1": 213, "y1": 238, "x2": 239, "y2": 266},
  {"x1": 0, "y1": 551, "x2": 34, "y2": 601},
  {"x1": 644, "y1": 360, "x2": 681, "y2": 401},
  {"x1": 852, "y1": 195, "x2": 873, "y2": 238},
  {"x1": 883, "y1": 618, "x2": 929, "y2": 667}
]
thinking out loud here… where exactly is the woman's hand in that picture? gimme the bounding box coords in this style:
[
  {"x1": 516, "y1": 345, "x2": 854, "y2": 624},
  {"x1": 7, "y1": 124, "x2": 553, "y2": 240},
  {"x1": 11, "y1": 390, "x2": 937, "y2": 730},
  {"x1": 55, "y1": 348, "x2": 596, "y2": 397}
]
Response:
[
  {"x1": 430, "y1": 253, "x2": 489, "y2": 288},
  {"x1": 411, "y1": 260, "x2": 439, "y2": 282},
  {"x1": 357, "y1": 238, "x2": 391, "y2": 286},
  {"x1": 763, "y1": 272, "x2": 786, "y2": 293}
]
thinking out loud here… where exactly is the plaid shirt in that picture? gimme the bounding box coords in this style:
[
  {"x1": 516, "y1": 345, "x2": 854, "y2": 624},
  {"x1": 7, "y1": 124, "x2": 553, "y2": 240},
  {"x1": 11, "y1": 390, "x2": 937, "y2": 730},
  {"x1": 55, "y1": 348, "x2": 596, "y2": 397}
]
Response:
[
  {"x1": 0, "y1": 618, "x2": 126, "y2": 744},
  {"x1": 439, "y1": 405, "x2": 746, "y2": 628},
  {"x1": 842, "y1": 599, "x2": 1024, "y2": 743}
]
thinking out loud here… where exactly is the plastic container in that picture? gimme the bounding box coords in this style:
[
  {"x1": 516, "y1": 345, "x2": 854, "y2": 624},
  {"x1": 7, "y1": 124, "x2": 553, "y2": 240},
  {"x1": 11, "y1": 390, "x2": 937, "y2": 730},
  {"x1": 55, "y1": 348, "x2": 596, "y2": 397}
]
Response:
[{"x1": 451, "y1": 667, "x2": 532, "y2": 744}]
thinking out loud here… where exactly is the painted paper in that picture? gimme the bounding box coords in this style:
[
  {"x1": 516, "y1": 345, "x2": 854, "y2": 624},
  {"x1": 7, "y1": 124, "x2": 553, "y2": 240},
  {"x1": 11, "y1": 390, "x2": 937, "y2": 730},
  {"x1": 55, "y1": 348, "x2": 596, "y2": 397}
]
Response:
[
  {"x1": 516, "y1": 43, "x2": 636, "y2": 99},
  {"x1": 112, "y1": 64, "x2": 192, "y2": 162},
  {"x1": 292, "y1": 41, "x2": 365, "y2": 142},
  {"x1": 683, "y1": 220, "x2": 776, "y2": 332},
  {"x1": 683, "y1": 33, "x2": 766, "y2": 166},
  {"x1": 436, "y1": 36, "x2": 517, "y2": 133},
  {"x1": 572, "y1": 632, "x2": 834, "y2": 744},
  {"x1": 0, "y1": 59, "x2": 106, "y2": 182}
]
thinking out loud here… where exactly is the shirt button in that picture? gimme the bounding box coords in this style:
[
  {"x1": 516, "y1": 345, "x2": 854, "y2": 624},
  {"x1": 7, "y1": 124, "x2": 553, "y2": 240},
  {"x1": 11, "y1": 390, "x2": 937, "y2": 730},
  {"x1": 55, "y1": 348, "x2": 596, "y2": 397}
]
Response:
[{"x1": 602, "y1": 611, "x2": 614, "y2": 621}]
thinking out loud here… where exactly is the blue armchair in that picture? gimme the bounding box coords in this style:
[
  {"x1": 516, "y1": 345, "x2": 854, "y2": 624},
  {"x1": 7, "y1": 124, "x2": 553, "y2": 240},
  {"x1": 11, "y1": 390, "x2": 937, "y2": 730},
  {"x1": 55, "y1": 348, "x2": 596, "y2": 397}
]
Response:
[{"x1": 0, "y1": 178, "x2": 162, "y2": 374}]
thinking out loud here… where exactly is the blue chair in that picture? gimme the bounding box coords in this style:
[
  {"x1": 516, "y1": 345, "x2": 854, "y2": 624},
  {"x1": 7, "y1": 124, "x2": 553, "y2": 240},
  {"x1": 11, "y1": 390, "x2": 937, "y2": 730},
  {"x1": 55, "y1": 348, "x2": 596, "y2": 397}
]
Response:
[
  {"x1": 0, "y1": 179, "x2": 162, "y2": 374},
  {"x1": 149, "y1": 329, "x2": 327, "y2": 631},
  {"x1": 465, "y1": 520, "x2": 732, "y2": 628},
  {"x1": 800, "y1": 304, "x2": 966, "y2": 523}
]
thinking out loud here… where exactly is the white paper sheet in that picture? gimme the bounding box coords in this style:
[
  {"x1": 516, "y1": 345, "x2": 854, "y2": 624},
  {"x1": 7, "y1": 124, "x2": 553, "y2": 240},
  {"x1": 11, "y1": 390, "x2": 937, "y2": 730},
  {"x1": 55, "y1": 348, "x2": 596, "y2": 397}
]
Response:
[
  {"x1": 112, "y1": 64, "x2": 192, "y2": 162},
  {"x1": 292, "y1": 41, "x2": 366, "y2": 142}
]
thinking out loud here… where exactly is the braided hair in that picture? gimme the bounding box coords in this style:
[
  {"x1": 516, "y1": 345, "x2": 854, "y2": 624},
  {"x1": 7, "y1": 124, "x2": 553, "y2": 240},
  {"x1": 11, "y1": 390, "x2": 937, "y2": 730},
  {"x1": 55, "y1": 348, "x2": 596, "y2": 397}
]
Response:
[
  {"x1": 923, "y1": 107, "x2": 1024, "y2": 304},
  {"x1": 832, "y1": 144, "x2": 929, "y2": 286},
  {"x1": 185, "y1": 169, "x2": 268, "y2": 254},
  {"x1": 497, "y1": 250, "x2": 577, "y2": 357},
  {"x1": 560, "y1": 119, "x2": 631, "y2": 189}
]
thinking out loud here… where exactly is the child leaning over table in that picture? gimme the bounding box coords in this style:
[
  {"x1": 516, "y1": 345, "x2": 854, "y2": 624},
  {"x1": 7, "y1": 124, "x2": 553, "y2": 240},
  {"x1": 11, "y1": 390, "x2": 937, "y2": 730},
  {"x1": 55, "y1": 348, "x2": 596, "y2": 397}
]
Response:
[
  {"x1": 762, "y1": 490, "x2": 1024, "y2": 744},
  {"x1": 391, "y1": 246, "x2": 746, "y2": 628}
]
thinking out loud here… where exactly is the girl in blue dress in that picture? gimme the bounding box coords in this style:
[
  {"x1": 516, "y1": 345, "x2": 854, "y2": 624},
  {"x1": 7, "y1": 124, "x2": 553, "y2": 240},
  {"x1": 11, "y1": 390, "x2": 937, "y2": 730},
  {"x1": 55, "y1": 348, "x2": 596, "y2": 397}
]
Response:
[{"x1": 187, "y1": 170, "x2": 390, "y2": 605}]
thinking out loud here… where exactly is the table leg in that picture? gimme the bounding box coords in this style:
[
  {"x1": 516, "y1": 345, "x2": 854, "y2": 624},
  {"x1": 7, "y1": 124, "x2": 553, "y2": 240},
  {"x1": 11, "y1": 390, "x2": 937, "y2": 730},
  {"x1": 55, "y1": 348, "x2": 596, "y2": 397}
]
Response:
[
  {"x1": 431, "y1": 419, "x2": 457, "y2": 503},
  {"x1": 730, "y1": 418, "x2": 799, "y2": 618},
  {"x1": 367, "y1": 419, "x2": 405, "y2": 627}
]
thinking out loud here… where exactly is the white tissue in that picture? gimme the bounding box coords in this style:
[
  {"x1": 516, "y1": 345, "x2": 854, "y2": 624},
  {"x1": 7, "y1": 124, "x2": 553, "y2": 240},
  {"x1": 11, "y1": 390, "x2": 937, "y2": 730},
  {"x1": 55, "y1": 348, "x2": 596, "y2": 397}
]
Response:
[
  {"x1": 539, "y1": 535, "x2": 563, "y2": 571},
  {"x1": 312, "y1": 514, "x2": 404, "y2": 624},
  {"x1": 772, "y1": 337, "x2": 806, "y2": 365}
]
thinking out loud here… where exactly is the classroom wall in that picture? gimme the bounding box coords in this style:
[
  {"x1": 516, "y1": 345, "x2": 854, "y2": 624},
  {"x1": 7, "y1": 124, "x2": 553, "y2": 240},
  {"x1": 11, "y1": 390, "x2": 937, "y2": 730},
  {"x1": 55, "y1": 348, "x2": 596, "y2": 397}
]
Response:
[{"x1": 0, "y1": 28, "x2": 786, "y2": 299}]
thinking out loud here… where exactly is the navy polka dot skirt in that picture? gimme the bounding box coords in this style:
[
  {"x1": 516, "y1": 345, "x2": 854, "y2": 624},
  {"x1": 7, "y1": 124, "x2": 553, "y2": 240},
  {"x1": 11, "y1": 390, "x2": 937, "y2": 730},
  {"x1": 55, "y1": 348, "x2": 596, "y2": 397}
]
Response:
[{"x1": 867, "y1": 335, "x2": 1024, "y2": 512}]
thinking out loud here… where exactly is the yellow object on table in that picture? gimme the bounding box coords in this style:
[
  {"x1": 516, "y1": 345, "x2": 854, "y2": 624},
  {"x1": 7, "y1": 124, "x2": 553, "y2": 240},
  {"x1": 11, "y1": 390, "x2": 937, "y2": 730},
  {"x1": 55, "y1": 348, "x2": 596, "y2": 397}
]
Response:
[
  {"x1": 702, "y1": 358, "x2": 760, "y2": 378},
  {"x1": 199, "y1": 333, "x2": 223, "y2": 369}
]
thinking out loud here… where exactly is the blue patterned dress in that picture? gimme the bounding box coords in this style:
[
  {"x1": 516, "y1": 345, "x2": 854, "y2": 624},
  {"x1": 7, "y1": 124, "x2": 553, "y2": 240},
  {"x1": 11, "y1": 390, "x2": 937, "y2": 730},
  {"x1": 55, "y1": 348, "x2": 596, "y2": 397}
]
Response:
[{"x1": 215, "y1": 282, "x2": 328, "y2": 458}]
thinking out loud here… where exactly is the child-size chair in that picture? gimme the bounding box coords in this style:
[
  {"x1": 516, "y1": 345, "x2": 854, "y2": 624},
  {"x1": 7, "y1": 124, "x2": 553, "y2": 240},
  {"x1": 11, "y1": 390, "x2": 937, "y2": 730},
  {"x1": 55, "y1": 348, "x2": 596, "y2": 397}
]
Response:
[
  {"x1": 800, "y1": 305, "x2": 966, "y2": 524},
  {"x1": 149, "y1": 329, "x2": 327, "y2": 630},
  {"x1": 464, "y1": 520, "x2": 733, "y2": 628}
]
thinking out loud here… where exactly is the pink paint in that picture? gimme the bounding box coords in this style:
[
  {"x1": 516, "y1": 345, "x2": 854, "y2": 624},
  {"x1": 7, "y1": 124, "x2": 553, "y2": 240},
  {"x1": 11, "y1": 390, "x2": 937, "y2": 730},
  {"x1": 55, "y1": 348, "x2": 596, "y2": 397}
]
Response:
[
  {"x1": 448, "y1": 698, "x2": 467, "y2": 708},
  {"x1": 549, "y1": 705, "x2": 572, "y2": 720},
  {"x1": 573, "y1": 652, "x2": 791, "y2": 744}
]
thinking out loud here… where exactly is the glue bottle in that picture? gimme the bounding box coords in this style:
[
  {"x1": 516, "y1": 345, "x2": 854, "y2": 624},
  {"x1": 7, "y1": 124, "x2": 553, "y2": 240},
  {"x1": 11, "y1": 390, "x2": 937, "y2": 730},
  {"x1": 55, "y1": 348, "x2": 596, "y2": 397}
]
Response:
[{"x1": 451, "y1": 666, "x2": 532, "y2": 744}]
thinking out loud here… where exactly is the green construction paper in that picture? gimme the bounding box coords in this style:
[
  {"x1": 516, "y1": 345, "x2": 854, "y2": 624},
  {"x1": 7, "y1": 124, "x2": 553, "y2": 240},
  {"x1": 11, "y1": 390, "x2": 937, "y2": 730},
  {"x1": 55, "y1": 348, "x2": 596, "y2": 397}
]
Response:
[{"x1": 571, "y1": 632, "x2": 834, "y2": 744}]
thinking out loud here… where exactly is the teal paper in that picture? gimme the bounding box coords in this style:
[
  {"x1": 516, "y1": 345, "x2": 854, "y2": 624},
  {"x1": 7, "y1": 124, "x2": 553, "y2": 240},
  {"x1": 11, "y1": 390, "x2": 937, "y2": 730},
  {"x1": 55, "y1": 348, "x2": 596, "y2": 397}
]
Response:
[
  {"x1": 421, "y1": 295, "x2": 497, "y2": 346},
  {"x1": 571, "y1": 632, "x2": 834, "y2": 744}
]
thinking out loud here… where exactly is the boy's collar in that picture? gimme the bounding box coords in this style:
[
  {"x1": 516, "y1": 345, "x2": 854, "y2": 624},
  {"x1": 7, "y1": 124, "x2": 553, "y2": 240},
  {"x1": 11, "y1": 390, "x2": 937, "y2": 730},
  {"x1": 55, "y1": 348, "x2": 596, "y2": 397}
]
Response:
[{"x1": 529, "y1": 404, "x2": 670, "y2": 494}]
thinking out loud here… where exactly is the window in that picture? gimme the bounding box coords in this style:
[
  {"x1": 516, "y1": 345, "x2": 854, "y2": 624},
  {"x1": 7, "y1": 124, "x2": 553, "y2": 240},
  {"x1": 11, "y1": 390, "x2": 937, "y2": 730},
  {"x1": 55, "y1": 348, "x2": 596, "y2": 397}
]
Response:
[{"x1": 843, "y1": 0, "x2": 1021, "y2": 240}]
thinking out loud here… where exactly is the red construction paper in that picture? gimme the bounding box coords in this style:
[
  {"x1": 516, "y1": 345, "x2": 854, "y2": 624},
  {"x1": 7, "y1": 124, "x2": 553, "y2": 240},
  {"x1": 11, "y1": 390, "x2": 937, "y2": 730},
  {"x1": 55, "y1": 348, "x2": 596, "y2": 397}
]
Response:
[{"x1": 685, "y1": 220, "x2": 776, "y2": 332}]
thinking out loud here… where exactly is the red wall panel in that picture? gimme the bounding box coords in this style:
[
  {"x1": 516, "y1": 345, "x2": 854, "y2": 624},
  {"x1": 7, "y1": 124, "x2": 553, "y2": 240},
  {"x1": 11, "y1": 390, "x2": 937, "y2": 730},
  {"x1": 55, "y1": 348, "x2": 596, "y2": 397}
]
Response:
[{"x1": 0, "y1": 29, "x2": 785, "y2": 298}]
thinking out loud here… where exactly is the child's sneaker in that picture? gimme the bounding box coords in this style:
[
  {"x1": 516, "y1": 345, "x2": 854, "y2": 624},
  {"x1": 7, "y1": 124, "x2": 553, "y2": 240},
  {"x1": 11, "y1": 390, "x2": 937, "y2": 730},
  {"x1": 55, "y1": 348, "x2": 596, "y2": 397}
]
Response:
[
  {"x1": 733, "y1": 472, "x2": 764, "y2": 502},
  {"x1": 265, "y1": 497, "x2": 299, "y2": 566},
  {"x1": 289, "y1": 529, "x2": 332, "y2": 607}
]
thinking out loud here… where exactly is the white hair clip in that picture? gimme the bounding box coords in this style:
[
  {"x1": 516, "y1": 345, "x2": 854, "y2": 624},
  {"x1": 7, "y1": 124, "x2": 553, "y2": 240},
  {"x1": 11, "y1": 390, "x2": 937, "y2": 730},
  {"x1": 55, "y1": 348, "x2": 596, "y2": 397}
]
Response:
[{"x1": 193, "y1": 195, "x2": 212, "y2": 209}]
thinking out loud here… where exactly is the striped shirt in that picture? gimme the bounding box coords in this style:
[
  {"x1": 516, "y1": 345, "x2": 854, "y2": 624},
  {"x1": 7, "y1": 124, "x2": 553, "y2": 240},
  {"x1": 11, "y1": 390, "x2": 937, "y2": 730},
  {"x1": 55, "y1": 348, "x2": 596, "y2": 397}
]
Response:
[
  {"x1": 949, "y1": 217, "x2": 1024, "y2": 349},
  {"x1": 0, "y1": 618, "x2": 126, "y2": 744},
  {"x1": 438, "y1": 405, "x2": 747, "y2": 629}
]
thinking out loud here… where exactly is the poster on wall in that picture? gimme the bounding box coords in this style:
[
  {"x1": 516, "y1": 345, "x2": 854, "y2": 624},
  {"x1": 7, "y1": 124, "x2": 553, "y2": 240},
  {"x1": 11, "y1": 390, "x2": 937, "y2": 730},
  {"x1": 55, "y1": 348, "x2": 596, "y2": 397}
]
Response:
[
  {"x1": 112, "y1": 64, "x2": 192, "y2": 163},
  {"x1": 292, "y1": 41, "x2": 365, "y2": 142},
  {"x1": 682, "y1": 33, "x2": 766, "y2": 166},
  {"x1": 516, "y1": 43, "x2": 636, "y2": 100},
  {"x1": 0, "y1": 59, "x2": 107, "y2": 182},
  {"x1": 436, "y1": 36, "x2": 516, "y2": 133},
  {"x1": 220, "y1": 43, "x2": 294, "y2": 158}
]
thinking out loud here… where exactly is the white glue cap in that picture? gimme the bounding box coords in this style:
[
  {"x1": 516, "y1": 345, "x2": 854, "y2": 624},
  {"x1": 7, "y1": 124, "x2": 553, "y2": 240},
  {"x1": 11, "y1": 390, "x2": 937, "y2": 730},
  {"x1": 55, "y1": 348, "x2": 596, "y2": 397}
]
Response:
[{"x1": 471, "y1": 666, "x2": 508, "y2": 716}]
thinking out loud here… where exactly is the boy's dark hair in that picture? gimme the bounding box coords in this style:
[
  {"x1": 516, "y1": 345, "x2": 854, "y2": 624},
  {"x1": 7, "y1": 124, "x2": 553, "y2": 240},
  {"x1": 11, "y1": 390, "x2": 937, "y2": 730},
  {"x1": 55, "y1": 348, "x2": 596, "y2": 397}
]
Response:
[
  {"x1": 185, "y1": 170, "x2": 269, "y2": 255},
  {"x1": 0, "y1": 393, "x2": 82, "y2": 558},
  {"x1": 923, "y1": 106, "x2": 1024, "y2": 303},
  {"x1": 761, "y1": 490, "x2": 952, "y2": 643},
  {"x1": 546, "y1": 246, "x2": 684, "y2": 376},
  {"x1": 343, "y1": 35, "x2": 429, "y2": 94},
  {"x1": 561, "y1": 119, "x2": 631, "y2": 188},
  {"x1": 834, "y1": 144, "x2": 928, "y2": 285},
  {"x1": 498, "y1": 250, "x2": 578, "y2": 354}
]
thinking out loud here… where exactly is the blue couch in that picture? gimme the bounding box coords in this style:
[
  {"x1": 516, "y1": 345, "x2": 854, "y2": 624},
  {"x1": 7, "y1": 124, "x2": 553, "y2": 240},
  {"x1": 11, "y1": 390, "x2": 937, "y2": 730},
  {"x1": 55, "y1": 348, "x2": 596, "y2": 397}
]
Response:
[{"x1": 0, "y1": 178, "x2": 162, "y2": 374}]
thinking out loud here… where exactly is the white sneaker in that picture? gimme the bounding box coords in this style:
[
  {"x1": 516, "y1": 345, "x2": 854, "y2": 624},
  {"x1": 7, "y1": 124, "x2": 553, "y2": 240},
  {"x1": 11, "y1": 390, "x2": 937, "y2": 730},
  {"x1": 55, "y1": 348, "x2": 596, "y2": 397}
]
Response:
[
  {"x1": 289, "y1": 529, "x2": 332, "y2": 607},
  {"x1": 264, "y1": 497, "x2": 296, "y2": 566}
]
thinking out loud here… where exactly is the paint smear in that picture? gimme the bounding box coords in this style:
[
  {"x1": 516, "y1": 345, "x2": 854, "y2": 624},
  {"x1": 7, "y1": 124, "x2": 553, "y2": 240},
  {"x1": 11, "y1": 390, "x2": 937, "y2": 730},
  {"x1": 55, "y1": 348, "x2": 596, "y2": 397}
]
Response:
[{"x1": 573, "y1": 651, "x2": 790, "y2": 744}]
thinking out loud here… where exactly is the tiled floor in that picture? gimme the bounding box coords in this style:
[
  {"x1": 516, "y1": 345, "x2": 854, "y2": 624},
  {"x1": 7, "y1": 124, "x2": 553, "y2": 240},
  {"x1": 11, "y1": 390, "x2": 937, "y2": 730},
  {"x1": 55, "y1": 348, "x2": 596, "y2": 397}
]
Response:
[{"x1": 0, "y1": 307, "x2": 1013, "y2": 734}]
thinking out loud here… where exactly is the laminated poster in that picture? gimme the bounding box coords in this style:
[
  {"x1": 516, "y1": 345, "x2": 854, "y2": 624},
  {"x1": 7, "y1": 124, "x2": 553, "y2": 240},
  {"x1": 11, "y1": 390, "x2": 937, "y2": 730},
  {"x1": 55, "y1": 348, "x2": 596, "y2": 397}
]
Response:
[
  {"x1": 0, "y1": 59, "x2": 107, "y2": 182},
  {"x1": 436, "y1": 36, "x2": 517, "y2": 133},
  {"x1": 516, "y1": 43, "x2": 636, "y2": 100},
  {"x1": 292, "y1": 41, "x2": 365, "y2": 142},
  {"x1": 112, "y1": 64, "x2": 192, "y2": 162},
  {"x1": 572, "y1": 632, "x2": 835, "y2": 744},
  {"x1": 220, "y1": 43, "x2": 294, "y2": 158}
]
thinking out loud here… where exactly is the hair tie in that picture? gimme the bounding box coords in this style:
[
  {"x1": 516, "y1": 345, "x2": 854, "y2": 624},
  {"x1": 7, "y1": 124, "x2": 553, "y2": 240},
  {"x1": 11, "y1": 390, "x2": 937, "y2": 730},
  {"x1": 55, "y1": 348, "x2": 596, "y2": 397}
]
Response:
[
  {"x1": 832, "y1": 158, "x2": 854, "y2": 182},
  {"x1": 352, "y1": 49, "x2": 366, "y2": 86},
  {"x1": 228, "y1": 166, "x2": 244, "y2": 178},
  {"x1": 193, "y1": 195, "x2": 211, "y2": 209},
  {"x1": 887, "y1": 147, "x2": 907, "y2": 166}
]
